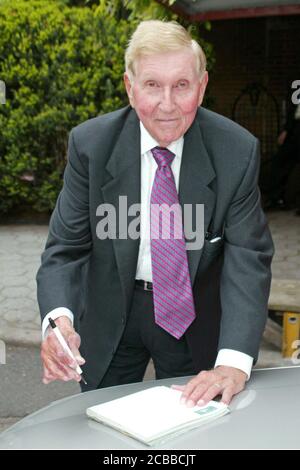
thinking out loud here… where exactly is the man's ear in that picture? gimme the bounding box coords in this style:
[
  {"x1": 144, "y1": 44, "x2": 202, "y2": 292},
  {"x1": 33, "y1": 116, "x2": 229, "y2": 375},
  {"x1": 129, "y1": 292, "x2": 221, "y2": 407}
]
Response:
[
  {"x1": 124, "y1": 72, "x2": 134, "y2": 108},
  {"x1": 198, "y1": 71, "x2": 209, "y2": 106}
]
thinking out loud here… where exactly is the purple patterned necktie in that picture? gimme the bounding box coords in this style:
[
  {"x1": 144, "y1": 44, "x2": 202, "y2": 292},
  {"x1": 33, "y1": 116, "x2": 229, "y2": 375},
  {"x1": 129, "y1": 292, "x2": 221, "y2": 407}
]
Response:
[{"x1": 150, "y1": 146, "x2": 196, "y2": 339}]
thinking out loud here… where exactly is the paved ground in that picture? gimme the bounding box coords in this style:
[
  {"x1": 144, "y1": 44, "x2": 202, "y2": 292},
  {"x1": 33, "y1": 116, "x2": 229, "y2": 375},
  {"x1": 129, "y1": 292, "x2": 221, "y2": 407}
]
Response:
[
  {"x1": 0, "y1": 210, "x2": 299, "y2": 434},
  {"x1": 0, "y1": 345, "x2": 80, "y2": 433},
  {"x1": 0, "y1": 345, "x2": 155, "y2": 433},
  {"x1": 267, "y1": 210, "x2": 300, "y2": 280}
]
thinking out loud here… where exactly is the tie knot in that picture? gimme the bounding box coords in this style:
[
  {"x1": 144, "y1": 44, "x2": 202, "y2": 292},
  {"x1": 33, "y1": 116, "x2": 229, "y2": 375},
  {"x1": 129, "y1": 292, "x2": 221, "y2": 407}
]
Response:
[{"x1": 151, "y1": 146, "x2": 175, "y2": 169}]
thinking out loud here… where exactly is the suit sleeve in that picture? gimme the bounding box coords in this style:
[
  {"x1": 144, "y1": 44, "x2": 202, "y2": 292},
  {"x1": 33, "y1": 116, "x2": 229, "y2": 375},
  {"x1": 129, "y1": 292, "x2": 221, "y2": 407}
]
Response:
[
  {"x1": 36, "y1": 129, "x2": 92, "y2": 322},
  {"x1": 218, "y1": 138, "x2": 274, "y2": 361}
]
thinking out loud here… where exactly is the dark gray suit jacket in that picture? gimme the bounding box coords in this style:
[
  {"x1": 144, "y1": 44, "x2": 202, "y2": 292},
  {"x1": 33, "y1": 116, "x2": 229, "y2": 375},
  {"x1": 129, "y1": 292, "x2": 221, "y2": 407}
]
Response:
[{"x1": 37, "y1": 106, "x2": 274, "y2": 390}]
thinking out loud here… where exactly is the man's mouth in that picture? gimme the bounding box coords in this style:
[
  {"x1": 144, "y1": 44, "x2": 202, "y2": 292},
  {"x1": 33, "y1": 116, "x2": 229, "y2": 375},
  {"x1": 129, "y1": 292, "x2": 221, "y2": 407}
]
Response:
[{"x1": 157, "y1": 118, "x2": 178, "y2": 121}]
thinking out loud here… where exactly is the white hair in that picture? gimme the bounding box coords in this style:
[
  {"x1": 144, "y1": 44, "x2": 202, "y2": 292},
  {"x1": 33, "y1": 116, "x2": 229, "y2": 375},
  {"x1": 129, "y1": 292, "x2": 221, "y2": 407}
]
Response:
[{"x1": 125, "y1": 20, "x2": 207, "y2": 80}]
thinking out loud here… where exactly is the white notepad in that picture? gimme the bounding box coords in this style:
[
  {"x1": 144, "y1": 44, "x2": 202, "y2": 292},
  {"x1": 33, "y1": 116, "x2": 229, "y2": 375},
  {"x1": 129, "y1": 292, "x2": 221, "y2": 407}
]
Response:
[{"x1": 86, "y1": 386, "x2": 229, "y2": 446}]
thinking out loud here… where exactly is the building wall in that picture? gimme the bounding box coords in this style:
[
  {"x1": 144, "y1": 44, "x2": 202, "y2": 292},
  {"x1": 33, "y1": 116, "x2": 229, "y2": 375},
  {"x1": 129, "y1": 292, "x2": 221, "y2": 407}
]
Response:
[
  {"x1": 201, "y1": 14, "x2": 300, "y2": 202},
  {"x1": 203, "y1": 15, "x2": 299, "y2": 124}
]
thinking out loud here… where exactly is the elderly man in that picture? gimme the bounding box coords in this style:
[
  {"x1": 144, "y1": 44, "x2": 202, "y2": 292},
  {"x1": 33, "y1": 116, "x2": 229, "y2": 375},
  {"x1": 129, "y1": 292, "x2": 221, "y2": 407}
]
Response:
[{"x1": 37, "y1": 20, "x2": 274, "y2": 407}]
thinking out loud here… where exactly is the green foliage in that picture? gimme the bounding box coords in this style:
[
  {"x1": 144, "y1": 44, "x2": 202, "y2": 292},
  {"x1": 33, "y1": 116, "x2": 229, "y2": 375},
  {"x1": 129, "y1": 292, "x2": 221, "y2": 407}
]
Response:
[
  {"x1": 0, "y1": 0, "x2": 133, "y2": 213},
  {"x1": 59, "y1": 0, "x2": 100, "y2": 6},
  {"x1": 0, "y1": 0, "x2": 215, "y2": 215}
]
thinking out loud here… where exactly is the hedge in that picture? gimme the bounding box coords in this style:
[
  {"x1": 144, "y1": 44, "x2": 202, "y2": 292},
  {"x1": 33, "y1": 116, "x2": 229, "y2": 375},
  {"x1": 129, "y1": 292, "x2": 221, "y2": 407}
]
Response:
[
  {"x1": 0, "y1": 0, "x2": 214, "y2": 214},
  {"x1": 0, "y1": 0, "x2": 134, "y2": 213}
]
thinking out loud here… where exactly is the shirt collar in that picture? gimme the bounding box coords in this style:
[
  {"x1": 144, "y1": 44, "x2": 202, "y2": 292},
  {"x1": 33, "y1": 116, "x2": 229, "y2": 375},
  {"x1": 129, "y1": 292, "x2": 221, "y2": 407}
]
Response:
[{"x1": 140, "y1": 121, "x2": 184, "y2": 158}]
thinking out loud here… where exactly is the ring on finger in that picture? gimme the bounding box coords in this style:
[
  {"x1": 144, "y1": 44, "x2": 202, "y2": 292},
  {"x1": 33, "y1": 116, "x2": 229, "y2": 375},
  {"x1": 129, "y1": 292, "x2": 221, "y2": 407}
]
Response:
[{"x1": 213, "y1": 382, "x2": 222, "y2": 389}]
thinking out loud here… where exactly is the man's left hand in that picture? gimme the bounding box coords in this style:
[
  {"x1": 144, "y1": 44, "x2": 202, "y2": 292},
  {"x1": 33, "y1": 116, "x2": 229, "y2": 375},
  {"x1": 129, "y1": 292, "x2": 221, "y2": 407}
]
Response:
[{"x1": 171, "y1": 366, "x2": 247, "y2": 407}]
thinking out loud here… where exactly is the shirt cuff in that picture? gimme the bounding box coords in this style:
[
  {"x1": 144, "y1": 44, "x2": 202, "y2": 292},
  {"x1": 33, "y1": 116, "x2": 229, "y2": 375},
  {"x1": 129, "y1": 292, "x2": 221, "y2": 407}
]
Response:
[
  {"x1": 42, "y1": 308, "x2": 74, "y2": 339},
  {"x1": 214, "y1": 349, "x2": 253, "y2": 380}
]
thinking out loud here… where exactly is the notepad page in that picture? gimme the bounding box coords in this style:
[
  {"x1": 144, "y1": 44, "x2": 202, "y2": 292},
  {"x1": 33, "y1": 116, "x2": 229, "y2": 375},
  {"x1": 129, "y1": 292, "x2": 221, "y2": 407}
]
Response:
[{"x1": 87, "y1": 386, "x2": 225, "y2": 440}]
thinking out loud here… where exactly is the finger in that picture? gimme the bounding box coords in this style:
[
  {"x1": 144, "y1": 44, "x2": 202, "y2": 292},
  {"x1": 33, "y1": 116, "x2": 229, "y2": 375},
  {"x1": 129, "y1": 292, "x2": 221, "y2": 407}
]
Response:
[
  {"x1": 171, "y1": 384, "x2": 185, "y2": 391},
  {"x1": 47, "y1": 332, "x2": 78, "y2": 368},
  {"x1": 45, "y1": 357, "x2": 78, "y2": 382},
  {"x1": 45, "y1": 359, "x2": 71, "y2": 381},
  {"x1": 196, "y1": 382, "x2": 224, "y2": 406},
  {"x1": 67, "y1": 333, "x2": 85, "y2": 365},
  {"x1": 42, "y1": 340, "x2": 77, "y2": 372},
  {"x1": 221, "y1": 378, "x2": 242, "y2": 405},
  {"x1": 43, "y1": 329, "x2": 85, "y2": 369},
  {"x1": 42, "y1": 365, "x2": 59, "y2": 384},
  {"x1": 185, "y1": 382, "x2": 214, "y2": 407},
  {"x1": 51, "y1": 356, "x2": 80, "y2": 381},
  {"x1": 43, "y1": 377, "x2": 53, "y2": 385},
  {"x1": 221, "y1": 384, "x2": 235, "y2": 406},
  {"x1": 180, "y1": 371, "x2": 210, "y2": 405},
  {"x1": 41, "y1": 338, "x2": 81, "y2": 382},
  {"x1": 56, "y1": 348, "x2": 78, "y2": 369},
  {"x1": 44, "y1": 341, "x2": 82, "y2": 380},
  {"x1": 43, "y1": 372, "x2": 56, "y2": 384}
]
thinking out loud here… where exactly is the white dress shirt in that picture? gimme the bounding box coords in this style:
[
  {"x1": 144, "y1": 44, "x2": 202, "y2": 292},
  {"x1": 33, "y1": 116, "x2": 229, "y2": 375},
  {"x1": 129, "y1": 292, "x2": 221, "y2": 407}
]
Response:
[
  {"x1": 135, "y1": 122, "x2": 184, "y2": 282},
  {"x1": 42, "y1": 121, "x2": 253, "y2": 378}
]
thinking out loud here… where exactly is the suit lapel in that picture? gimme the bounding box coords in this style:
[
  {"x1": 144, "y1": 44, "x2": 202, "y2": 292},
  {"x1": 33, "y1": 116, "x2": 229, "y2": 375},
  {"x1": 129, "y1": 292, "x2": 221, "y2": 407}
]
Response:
[
  {"x1": 101, "y1": 110, "x2": 141, "y2": 314},
  {"x1": 179, "y1": 115, "x2": 216, "y2": 285},
  {"x1": 101, "y1": 109, "x2": 217, "y2": 313}
]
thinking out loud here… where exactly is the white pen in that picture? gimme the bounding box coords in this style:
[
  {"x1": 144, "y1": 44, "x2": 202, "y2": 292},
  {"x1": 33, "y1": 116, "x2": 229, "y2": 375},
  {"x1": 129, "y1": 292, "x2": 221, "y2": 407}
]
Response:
[{"x1": 48, "y1": 317, "x2": 87, "y2": 385}]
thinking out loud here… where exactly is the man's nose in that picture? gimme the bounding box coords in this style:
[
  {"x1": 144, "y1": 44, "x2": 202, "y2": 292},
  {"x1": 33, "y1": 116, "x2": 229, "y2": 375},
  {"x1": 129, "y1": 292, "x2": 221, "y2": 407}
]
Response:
[{"x1": 159, "y1": 88, "x2": 176, "y2": 113}]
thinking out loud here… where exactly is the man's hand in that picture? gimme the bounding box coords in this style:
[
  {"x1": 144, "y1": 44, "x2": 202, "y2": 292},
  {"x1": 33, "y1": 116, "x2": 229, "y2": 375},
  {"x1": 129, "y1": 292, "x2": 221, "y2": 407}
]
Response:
[
  {"x1": 41, "y1": 316, "x2": 85, "y2": 384},
  {"x1": 171, "y1": 366, "x2": 247, "y2": 407}
]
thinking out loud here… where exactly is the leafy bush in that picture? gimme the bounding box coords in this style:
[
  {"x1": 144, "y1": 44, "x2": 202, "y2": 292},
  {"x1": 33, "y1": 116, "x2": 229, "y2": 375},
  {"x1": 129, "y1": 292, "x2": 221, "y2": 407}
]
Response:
[
  {"x1": 0, "y1": 0, "x2": 133, "y2": 213},
  {"x1": 0, "y1": 0, "x2": 214, "y2": 214}
]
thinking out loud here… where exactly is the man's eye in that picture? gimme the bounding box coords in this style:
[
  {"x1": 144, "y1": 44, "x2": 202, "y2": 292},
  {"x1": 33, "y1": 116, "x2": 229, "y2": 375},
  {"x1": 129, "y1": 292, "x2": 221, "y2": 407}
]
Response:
[
  {"x1": 176, "y1": 81, "x2": 188, "y2": 89},
  {"x1": 146, "y1": 81, "x2": 158, "y2": 88}
]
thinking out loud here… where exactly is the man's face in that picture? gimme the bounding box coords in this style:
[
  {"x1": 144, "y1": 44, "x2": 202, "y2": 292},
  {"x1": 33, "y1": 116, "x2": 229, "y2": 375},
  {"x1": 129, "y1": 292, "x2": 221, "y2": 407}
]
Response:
[{"x1": 124, "y1": 49, "x2": 208, "y2": 147}]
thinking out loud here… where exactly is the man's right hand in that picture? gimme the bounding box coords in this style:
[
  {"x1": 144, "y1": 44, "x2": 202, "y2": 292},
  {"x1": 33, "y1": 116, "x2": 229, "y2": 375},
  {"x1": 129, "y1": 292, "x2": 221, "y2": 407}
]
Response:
[{"x1": 41, "y1": 316, "x2": 85, "y2": 384}]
